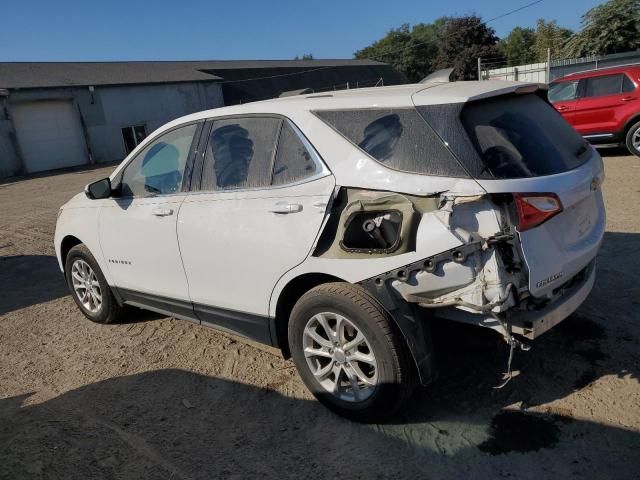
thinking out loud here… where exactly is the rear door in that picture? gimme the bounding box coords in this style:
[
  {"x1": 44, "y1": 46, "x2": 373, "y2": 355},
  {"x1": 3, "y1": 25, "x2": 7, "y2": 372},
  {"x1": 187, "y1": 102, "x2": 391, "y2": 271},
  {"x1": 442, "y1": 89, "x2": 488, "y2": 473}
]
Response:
[
  {"x1": 573, "y1": 73, "x2": 632, "y2": 136},
  {"x1": 178, "y1": 115, "x2": 334, "y2": 342},
  {"x1": 417, "y1": 93, "x2": 605, "y2": 298}
]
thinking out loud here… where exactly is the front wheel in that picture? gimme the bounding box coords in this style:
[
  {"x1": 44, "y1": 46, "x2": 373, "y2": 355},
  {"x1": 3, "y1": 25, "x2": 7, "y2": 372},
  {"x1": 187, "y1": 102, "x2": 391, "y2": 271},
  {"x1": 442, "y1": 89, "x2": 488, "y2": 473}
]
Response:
[
  {"x1": 625, "y1": 121, "x2": 640, "y2": 157},
  {"x1": 288, "y1": 283, "x2": 416, "y2": 422},
  {"x1": 65, "y1": 244, "x2": 124, "y2": 324}
]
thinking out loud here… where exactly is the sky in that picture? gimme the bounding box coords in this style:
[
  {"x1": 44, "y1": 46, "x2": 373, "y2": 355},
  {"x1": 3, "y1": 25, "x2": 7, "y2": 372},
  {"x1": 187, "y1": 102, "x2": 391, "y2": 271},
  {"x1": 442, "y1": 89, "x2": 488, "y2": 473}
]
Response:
[{"x1": 0, "y1": 0, "x2": 604, "y2": 62}]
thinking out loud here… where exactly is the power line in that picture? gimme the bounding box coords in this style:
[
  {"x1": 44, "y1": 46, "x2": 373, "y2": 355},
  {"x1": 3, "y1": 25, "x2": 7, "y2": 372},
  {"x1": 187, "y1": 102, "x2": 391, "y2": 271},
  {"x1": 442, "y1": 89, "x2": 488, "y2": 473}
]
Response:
[
  {"x1": 485, "y1": 0, "x2": 544, "y2": 23},
  {"x1": 217, "y1": 66, "x2": 337, "y2": 84}
]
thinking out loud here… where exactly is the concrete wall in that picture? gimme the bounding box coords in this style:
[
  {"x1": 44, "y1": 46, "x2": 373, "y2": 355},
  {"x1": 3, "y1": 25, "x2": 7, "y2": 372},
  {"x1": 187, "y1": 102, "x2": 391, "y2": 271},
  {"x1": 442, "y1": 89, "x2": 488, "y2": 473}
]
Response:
[
  {"x1": 0, "y1": 81, "x2": 223, "y2": 178},
  {"x1": 485, "y1": 62, "x2": 548, "y2": 83},
  {"x1": 485, "y1": 50, "x2": 640, "y2": 84}
]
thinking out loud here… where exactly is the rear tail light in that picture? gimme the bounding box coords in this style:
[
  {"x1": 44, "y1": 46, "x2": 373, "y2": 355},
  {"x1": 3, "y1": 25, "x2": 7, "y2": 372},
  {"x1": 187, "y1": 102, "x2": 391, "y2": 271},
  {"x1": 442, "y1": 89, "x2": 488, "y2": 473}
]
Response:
[{"x1": 514, "y1": 193, "x2": 563, "y2": 232}]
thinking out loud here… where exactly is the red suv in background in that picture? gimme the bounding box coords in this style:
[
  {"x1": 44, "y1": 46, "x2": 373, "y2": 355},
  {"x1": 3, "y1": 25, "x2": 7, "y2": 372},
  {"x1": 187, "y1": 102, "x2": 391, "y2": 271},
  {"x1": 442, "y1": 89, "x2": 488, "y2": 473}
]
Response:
[{"x1": 549, "y1": 64, "x2": 640, "y2": 157}]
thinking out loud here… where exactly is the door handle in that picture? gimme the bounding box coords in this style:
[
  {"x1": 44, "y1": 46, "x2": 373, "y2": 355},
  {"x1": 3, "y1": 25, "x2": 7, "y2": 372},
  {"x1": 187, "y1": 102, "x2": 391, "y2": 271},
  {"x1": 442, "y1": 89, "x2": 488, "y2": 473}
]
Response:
[
  {"x1": 268, "y1": 202, "x2": 302, "y2": 214},
  {"x1": 621, "y1": 96, "x2": 636, "y2": 102},
  {"x1": 151, "y1": 207, "x2": 174, "y2": 217},
  {"x1": 556, "y1": 105, "x2": 569, "y2": 111}
]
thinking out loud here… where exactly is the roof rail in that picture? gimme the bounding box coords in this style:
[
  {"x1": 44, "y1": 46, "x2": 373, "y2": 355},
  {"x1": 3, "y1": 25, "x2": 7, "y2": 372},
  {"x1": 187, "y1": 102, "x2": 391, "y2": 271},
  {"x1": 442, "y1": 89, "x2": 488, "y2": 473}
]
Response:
[{"x1": 561, "y1": 62, "x2": 640, "y2": 78}]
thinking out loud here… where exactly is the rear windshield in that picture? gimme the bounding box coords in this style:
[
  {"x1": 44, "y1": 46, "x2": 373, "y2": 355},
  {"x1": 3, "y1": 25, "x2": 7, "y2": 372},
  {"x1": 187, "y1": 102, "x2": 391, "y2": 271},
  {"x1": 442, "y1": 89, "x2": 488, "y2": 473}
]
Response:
[
  {"x1": 314, "y1": 93, "x2": 590, "y2": 180},
  {"x1": 459, "y1": 94, "x2": 589, "y2": 179}
]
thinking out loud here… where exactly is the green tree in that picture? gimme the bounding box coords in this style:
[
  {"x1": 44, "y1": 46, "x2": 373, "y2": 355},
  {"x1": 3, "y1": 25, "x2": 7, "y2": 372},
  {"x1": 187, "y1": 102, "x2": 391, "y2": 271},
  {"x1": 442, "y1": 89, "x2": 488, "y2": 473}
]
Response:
[
  {"x1": 433, "y1": 16, "x2": 499, "y2": 80},
  {"x1": 534, "y1": 19, "x2": 573, "y2": 61},
  {"x1": 354, "y1": 23, "x2": 444, "y2": 82},
  {"x1": 563, "y1": 0, "x2": 640, "y2": 57},
  {"x1": 498, "y1": 27, "x2": 536, "y2": 66}
]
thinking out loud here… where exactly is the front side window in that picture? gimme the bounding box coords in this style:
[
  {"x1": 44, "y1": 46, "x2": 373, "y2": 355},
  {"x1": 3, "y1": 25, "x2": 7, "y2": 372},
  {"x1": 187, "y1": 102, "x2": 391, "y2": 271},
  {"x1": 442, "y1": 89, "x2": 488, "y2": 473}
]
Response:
[
  {"x1": 314, "y1": 108, "x2": 469, "y2": 177},
  {"x1": 548, "y1": 81, "x2": 579, "y2": 103},
  {"x1": 583, "y1": 74, "x2": 625, "y2": 98},
  {"x1": 201, "y1": 117, "x2": 281, "y2": 191},
  {"x1": 120, "y1": 123, "x2": 198, "y2": 197}
]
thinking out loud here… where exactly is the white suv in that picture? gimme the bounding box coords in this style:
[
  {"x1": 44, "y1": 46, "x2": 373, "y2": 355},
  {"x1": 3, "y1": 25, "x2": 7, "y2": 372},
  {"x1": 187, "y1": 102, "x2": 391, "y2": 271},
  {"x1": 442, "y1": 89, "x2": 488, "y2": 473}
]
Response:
[{"x1": 55, "y1": 80, "x2": 605, "y2": 421}]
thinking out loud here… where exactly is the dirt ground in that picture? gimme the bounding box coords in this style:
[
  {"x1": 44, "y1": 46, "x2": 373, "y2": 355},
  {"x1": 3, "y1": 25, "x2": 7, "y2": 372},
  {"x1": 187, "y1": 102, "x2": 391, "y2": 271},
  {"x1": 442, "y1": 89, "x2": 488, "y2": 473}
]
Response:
[{"x1": 0, "y1": 152, "x2": 639, "y2": 479}]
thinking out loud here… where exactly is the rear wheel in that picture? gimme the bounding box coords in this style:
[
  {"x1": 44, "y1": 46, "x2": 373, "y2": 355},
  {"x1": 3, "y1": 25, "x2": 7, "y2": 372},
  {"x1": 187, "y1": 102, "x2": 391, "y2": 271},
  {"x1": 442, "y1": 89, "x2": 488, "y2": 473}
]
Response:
[
  {"x1": 625, "y1": 121, "x2": 640, "y2": 157},
  {"x1": 65, "y1": 244, "x2": 124, "y2": 324},
  {"x1": 288, "y1": 283, "x2": 416, "y2": 422}
]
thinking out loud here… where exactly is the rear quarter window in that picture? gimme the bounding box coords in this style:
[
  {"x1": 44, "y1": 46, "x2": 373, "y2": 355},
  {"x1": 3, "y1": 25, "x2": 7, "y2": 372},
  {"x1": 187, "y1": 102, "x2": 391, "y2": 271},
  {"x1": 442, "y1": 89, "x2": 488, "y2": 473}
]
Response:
[{"x1": 313, "y1": 108, "x2": 470, "y2": 177}]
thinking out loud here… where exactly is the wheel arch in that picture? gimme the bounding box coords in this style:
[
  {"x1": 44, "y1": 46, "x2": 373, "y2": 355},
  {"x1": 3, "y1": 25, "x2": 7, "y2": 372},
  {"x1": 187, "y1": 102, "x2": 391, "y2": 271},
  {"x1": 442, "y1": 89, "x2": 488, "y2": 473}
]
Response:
[
  {"x1": 623, "y1": 113, "x2": 640, "y2": 138},
  {"x1": 271, "y1": 272, "x2": 345, "y2": 358},
  {"x1": 60, "y1": 235, "x2": 83, "y2": 272}
]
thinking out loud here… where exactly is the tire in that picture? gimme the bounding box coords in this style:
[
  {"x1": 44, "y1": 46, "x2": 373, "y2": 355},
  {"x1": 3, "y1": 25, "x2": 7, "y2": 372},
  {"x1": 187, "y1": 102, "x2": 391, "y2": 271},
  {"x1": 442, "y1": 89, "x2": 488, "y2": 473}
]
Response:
[
  {"x1": 288, "y1": 282, "x2": 417, "y2": 422},
  {"x1": 625, "y1": 120, "x2": 640, "y2": 157},
  {"x1": 64, "y1": 244, "x2": 124, "y2": 324}
]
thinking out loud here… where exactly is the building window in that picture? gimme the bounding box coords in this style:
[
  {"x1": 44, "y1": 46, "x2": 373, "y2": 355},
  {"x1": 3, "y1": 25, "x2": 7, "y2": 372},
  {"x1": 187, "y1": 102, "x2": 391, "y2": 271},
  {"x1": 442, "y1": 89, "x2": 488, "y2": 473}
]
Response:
[{"x1": 122, "y1": 125, "x2": 147, "y2": 155}]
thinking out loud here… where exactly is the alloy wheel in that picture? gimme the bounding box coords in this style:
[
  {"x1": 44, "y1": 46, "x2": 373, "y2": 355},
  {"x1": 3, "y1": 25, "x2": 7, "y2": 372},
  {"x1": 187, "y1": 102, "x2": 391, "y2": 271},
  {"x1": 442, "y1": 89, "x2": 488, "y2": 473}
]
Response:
[
  {"x1": 71, "y1": 259, "x2": 102, "y2": 313},
  {"x1": 633, "y1": 126, "x2": 640, "y2": 152},
  {"x1": 302, "y1": 312, "x2": 378, "y2": 402}
]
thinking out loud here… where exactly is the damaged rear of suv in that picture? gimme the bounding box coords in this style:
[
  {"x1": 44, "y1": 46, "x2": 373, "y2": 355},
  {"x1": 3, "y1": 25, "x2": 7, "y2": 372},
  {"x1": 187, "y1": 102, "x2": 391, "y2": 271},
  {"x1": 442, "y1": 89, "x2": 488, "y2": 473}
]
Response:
[
  {"x1": 288, "y1": 81, "x2": 604, "y2": 420},
  {"x1": 56, "y1": 79, "x2": 605, "y2": 423}
]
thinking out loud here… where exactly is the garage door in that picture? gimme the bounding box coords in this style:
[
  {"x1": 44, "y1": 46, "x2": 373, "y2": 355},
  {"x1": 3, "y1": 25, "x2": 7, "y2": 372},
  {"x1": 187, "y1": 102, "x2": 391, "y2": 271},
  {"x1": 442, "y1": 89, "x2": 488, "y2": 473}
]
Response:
[{"x1": 12, "y1": 100, "x2": 88, "y2": 173}]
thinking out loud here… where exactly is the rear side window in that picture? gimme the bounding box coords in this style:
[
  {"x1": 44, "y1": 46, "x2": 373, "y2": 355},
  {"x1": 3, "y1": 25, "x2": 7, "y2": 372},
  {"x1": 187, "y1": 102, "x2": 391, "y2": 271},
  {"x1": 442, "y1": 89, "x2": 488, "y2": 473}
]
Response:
[
  {"x1": 201, "y1": 117, "x2": 280, "y2": 190},
  {"x1": 272, "y1": 122, "x2": 318, "y2": 185},
  {"x1": 314, "y1": 108, "x2": 469, "y2": 177},
  {"x1": 548, "y1": 81, "x2": 579, "y2": 103},
  {"x1": 460, "y1": 94, "x2": 588, "y2": 178},
  {"x1": 583, "y1": 74, "x2": 624, "y2": 98}
]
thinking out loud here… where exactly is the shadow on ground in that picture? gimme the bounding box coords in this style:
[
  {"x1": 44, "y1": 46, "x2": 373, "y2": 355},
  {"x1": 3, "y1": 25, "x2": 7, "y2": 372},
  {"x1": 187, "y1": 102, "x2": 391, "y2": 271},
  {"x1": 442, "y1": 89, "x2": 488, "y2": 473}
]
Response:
[
  {"x1": 1, "y1": 367, "x2": 638, "y2": 479},
  {"x1": 598, "y1": 147, "x2": 636, "y2": 158},
  {"x1": 0, "y1": 255, "x2": 68, "y2": 316}
]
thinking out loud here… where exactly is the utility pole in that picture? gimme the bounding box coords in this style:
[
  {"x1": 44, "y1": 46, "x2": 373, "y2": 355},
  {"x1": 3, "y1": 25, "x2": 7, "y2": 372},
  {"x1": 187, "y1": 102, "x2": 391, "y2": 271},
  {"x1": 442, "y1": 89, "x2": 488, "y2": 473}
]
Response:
[
  {"x1": 477, "y1": 57, "x2": 482, "y2": 80},
  {"x1": 546, "y1": 48, "x2": 551, "y2": 83}
]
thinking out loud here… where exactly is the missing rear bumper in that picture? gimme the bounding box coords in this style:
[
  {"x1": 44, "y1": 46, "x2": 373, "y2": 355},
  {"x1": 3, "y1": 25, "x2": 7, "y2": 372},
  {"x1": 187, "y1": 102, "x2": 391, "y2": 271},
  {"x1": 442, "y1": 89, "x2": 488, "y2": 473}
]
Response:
[
  {"x1": 433, "y1": 260, "x2": 596, "y2": 340},
  {"x1": 510, "y1": 262, "x2": 596, "y2": 339}
]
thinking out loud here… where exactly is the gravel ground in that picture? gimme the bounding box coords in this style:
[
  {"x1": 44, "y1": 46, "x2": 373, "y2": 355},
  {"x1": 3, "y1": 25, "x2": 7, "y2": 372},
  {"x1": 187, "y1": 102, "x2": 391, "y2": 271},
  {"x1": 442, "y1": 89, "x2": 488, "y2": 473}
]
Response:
[{"x1": 1, "y1": 152, "x2": 639, "y2": 479}]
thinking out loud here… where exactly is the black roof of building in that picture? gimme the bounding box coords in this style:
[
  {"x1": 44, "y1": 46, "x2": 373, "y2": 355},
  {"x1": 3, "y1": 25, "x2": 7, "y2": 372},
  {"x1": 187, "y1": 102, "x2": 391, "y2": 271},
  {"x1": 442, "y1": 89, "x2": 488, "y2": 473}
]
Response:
[{"x1": 0, "y1": 59, "x2": 391, "y2": 89}]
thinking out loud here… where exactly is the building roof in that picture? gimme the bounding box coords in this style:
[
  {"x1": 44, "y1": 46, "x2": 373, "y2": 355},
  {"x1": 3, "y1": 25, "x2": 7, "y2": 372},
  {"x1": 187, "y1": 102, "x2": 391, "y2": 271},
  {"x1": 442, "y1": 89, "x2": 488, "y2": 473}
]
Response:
[{"x1": 0, "y1": 59, "x2": 388, "y2": 89}]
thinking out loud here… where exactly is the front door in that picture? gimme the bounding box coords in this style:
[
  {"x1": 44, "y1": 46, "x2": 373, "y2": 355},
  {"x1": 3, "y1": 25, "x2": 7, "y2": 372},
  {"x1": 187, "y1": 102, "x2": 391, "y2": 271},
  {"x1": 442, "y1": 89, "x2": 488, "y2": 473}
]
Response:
[
  {"x1": 178, "y1": 116, "x2": 334, "y2": 342},
  {"x1": 99, "y1": 122, "x2": 201, "y2": 305}
]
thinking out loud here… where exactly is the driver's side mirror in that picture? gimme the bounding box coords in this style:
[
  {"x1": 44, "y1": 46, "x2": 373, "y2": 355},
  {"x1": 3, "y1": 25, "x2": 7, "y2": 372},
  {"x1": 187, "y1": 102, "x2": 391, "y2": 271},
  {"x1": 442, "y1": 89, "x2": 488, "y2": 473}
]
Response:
[{"x1": 85, "y1": 177, "x2": 112, "y2": 200}]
